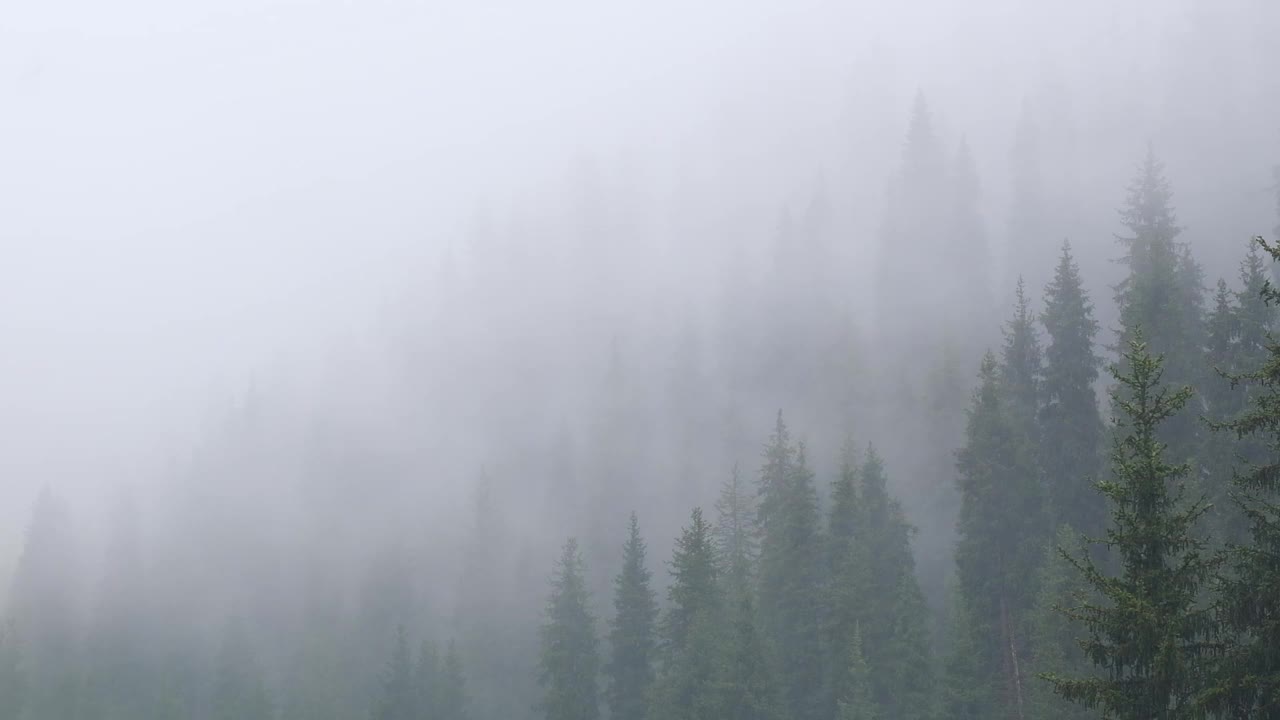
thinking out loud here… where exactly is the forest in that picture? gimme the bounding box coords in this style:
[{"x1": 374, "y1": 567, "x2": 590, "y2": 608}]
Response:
[{"x1": 3, "y1": 2, "x2": 1280, "y2": 720}]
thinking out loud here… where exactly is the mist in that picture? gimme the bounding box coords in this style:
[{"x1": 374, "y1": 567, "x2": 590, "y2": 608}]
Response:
[{"x1": 3, "y1": 1, "x2": 1279, "y2": 718}]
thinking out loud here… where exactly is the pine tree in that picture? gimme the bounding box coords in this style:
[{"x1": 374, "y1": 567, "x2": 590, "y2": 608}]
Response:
[
  {"x1": 8, "y1": 487, "x2": 79, "y2": 720},
  {"x1": 952, "y1": 352, "x2": 1047, "y2": 719},
  {"x1": 437, "y1": 640, "x2": 468, "y2": 720},
  {"x1": 1112, "y1": 147, "x2": 1205, "y2": 464},
  {"x1": 1040, "y1": 241, "x2": 1106, "y2": 537},
  {"x1": 1203, "y1": 237, "x2": 1280, "y2": 717},
  {"x1": 755, "y1": 415, "x2": 825, "y2": 720},
  {"x1": 857, "y1": 447, "x2": 935, "y2": 719},
  {"x1": 825, "y1": 444, "x2": 868, "y2": 718},
  {"x1": 648, "y1": 508, "x2": 724, "y2": 720},
  {"x1": 1027, "y1": 525, "x2": 1093, "y2": 720},
  {"x1": 836, "y1": 625, "x2": 877, "y2": 720},
  {"x1": 1001, "y1": 277, "x2": 1043, "y2": 441},
  {"x1": 0, "y1": 621, "x2": 24, "y2": 720},
  {"x1": 211, "y1": 620, "x2": 274, "y2": 720},
  {"x1": 414, "y1": 639, "x2": 439, "y2": 720},
  {"x1": 538, "y1": 539, "x2": 600, "y2": 720},
  {"x1": 605, "y1": 514, "x2": 657, "y2": 720},
  {"x1": 373, "y1": 626, "x2": 417, "y2": 720},
  {"x1": 1046, "y1": 338, "x2": 1216, "y2": 719},
  {"x1": 943, "y1": 586, "x2": 995, "y2": 720},
  {"x1": 719, "y1": 592, "x2": 782, "y2": 720},
  {"x1": 713, "y1": 464, "x2": 757, "y2": 601}
]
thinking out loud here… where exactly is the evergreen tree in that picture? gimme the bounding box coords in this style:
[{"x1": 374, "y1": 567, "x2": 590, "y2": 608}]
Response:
[
  {"x1": 0, "y1": 621, "x2": 24, "y2": 720},
  {"x1": 856, "y1": 447, "x2": 935, "y2": 719},
  {"x1": 211, "y1": 620, "x2": 274, "y2": 720},
  {"x1": 1001, "y1": 277, "x2": 1043, "y2": 440},
  {"x1": 1046, "y1": 338, "x2": 1215, "y2": 719},
  {"x1": 1112, "y1": 147, "x2": 1205, "y2": 464},
  {"x1": 755, "y1": 415, "x2": 825, "y2": 720},
  {"x1": 1027, "y1": 525, "x2": 1093, "y2": 720},
  {"x1": 374, "y1": 626, "x2": 417, "y2": 720},
  {"x1": 437, "y1": 640, "x2": 468, "y2": 720},
  {"x1": 8, "y1": 487, "x2": 79, "y2": 720},
  {"x1": 1203, "y1": 237, "x2": 1280, "y2": 717},
  {"x1": 648, "y1": 508, "x2": 724, "y2": 720},
  {"x1": 943, "y1": 586, "x2": 995, "y2": 720},
  {"x1": 825, "y1": 444, "x2": 868, "y2": 718},
  {"x1": 414, "y1": 639, "x2": 439, "y2": 720},
  {"x1": 713, "y1": 464, "x2": 757, "y2": 601},
  {"x1": 952, "y1": 353, "x2": 1047, "y2": 719},
  {"x1": 1040, "y1": 241, "x2": 1106, "y2": 537},
  {"x1": 605, "y1": 514, "x2": 657, "y2": 720},
  {"x1": 719, "y1": 593, "x2": 782, "y2": 720},
  {"x1": 836, "y1": 625, "x2": 877, "y2": 720},
  {"x1": 538, "y1": 539, "x2": 600, "y2": 720}
]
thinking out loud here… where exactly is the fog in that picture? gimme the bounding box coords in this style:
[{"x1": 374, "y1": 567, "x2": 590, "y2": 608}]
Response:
[{"x1": 2, "y1": 0, "x2": 1279, "y2": 718}]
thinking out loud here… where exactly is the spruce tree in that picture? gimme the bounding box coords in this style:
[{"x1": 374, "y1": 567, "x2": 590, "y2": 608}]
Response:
[
  {"x1": 825, "y1": 444, "x2": 868, "y2": 718},
  {"x1": 1112, "y1": 147, "x2": 1205, "y2": 464},
  {"x1": 1001, "y1": 277, "x2": 1043, "y2": 432},
  {"x1": 373, "y1": 626, "x2": 417, "y2": 720},
  {"x1": 755, "y1": 415, "x2": 825, "y2": 720},
  {"x1": 1203, "y1": 237, "x2": 1280, "y2": 717},
  {"x1": 836, "y1": 625, "x2": 877, "y2": 720},
  {"x1": 648, "y1": 508, "x2": 724, "y2": 720},
  {"x1": 1027, "y1": 525, "x2": 1094, "y2": 720},
  {"x1": 713, "y1": 464, "x2": 757, "y2": 601},
  {"x1": 0, "y1": 621, "x2": 24, "y2": 720},
  {"x1": 538, "y1": 539, "x2": 600, "y2": 720},
  {"x1": 719, "y1": 592, "x2": 782, "y2": 720},
  {"x1": 1040, "y1": 241, "x2": 1106, "y2": 537},
  {"x1": 605, "y1": 514, "x2": 657, "y2": 720},
  {"x1": 952, "y1": 352, "x2": 1047, "y2": 718},
  {"x1": 415, "y1": 639, "x2": 439, "y2": 720},
  {"x1": 437, "y1": 640, "x2": 469, "y2": 720},
  {"x1": 1046, "y1": 338, "x2": 1215, "y2": 719},
  {"x1": 211, "y1": 620, "x2": 274, "y2": 720},
  {"x1": 857, "y1": 447, "x2": 935, "y2": 719}
]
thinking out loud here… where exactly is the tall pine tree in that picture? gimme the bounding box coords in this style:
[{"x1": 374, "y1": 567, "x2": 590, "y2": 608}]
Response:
[
  {"x1": 605, "y1": 514, "x2": 657, "y2": 720},
  {"x1": 756, "y1": 414, "x2": 825, "y2": 720},
  {"x1": 538, "y1": 539, "x2": 600, "y2": 720},
  {"x1": 1046, "y1": 338, "x2": 1215, "y2": 719},
  {"x1": 1040, "y1": 241, "x2": 1106, "y2": 537},
  {"x1": 951, "y1": 352, "x2": 1047, "y2": 719}
]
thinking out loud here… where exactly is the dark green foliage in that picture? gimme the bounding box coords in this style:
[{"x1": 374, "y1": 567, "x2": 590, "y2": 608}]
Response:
[
  {"x1": 605, "y1": 514, "x2": 657, "y2": 720},
  {"x1": 942, "y1": 586, "x2": 995, "y2": 720},
  {"x1": 1203, "y1": 237, "x2": 1280, "y2": 718},
  {"x1": 1027, "y1": 525, "x2": 1094, "y2": 720},
  {"x1": 1046, "y1": 338, "x2": 1216, "y2": 719},
  {"x1": 538, "y1": 539, "x2": 600, "y2": 720},
  {"x1": 952, "y1": 352, "x2": 1047, "y2": 718},
  {"x1": 755, "y1": 414, "x2": 825, "y2": 720},
  {"x1": 825, "y1": 445, "x2": 868, "y2": 718},
  {"x1": 1112, "y1": 148, "x2": 1206, "y2": 464},
  {"x1": 648, "y1": 508, "x2": 725, "y2": 720},
  {"x1": 1040, "y1": 241, "x2": 1106, "y2": 537}
]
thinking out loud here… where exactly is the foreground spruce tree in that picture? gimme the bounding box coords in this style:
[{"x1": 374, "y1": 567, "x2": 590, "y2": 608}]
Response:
[
  {"x1": 538, "y1": 539, "x2": 600, "y2": 720},
  {"x1": 1026, "y1": 525, "x2": 1094, "y2": 720},
  {"x1": 714, "y1": 464, "x2": 757, "y2": 602},
  {"x1": 0, "y1": 621, "x2": 24, "y2": 720},
  {"x1": 1046, "y1": 338, "x2": 1215, "y2": 719},
  {"x1": 836, "y1": 625, "x2": 877, "y2": 720},
  {"x1": 756, "y1": 413, "x2": 825, "y2": 720},
  {"x1": 825, "y1": 444, "x2": 868, "y2": 718},
  {"x1": 1040, "y1": 241, "x2": 1106, "y2": 537},
  {"x1": 1203, "y1": 237, "x2": 1280, "y2": 718},
  {"x1": 720, "y1": 592, "x2": 783, "y2": 720},
  {"x1": 605, "y1": 514, "x2": 657, "y2": 720}
]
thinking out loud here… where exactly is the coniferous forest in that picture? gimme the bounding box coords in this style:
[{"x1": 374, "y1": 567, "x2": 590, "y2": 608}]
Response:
[{"x1": 4, "y1": 2, "x2": 1280, "y2": 720}]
